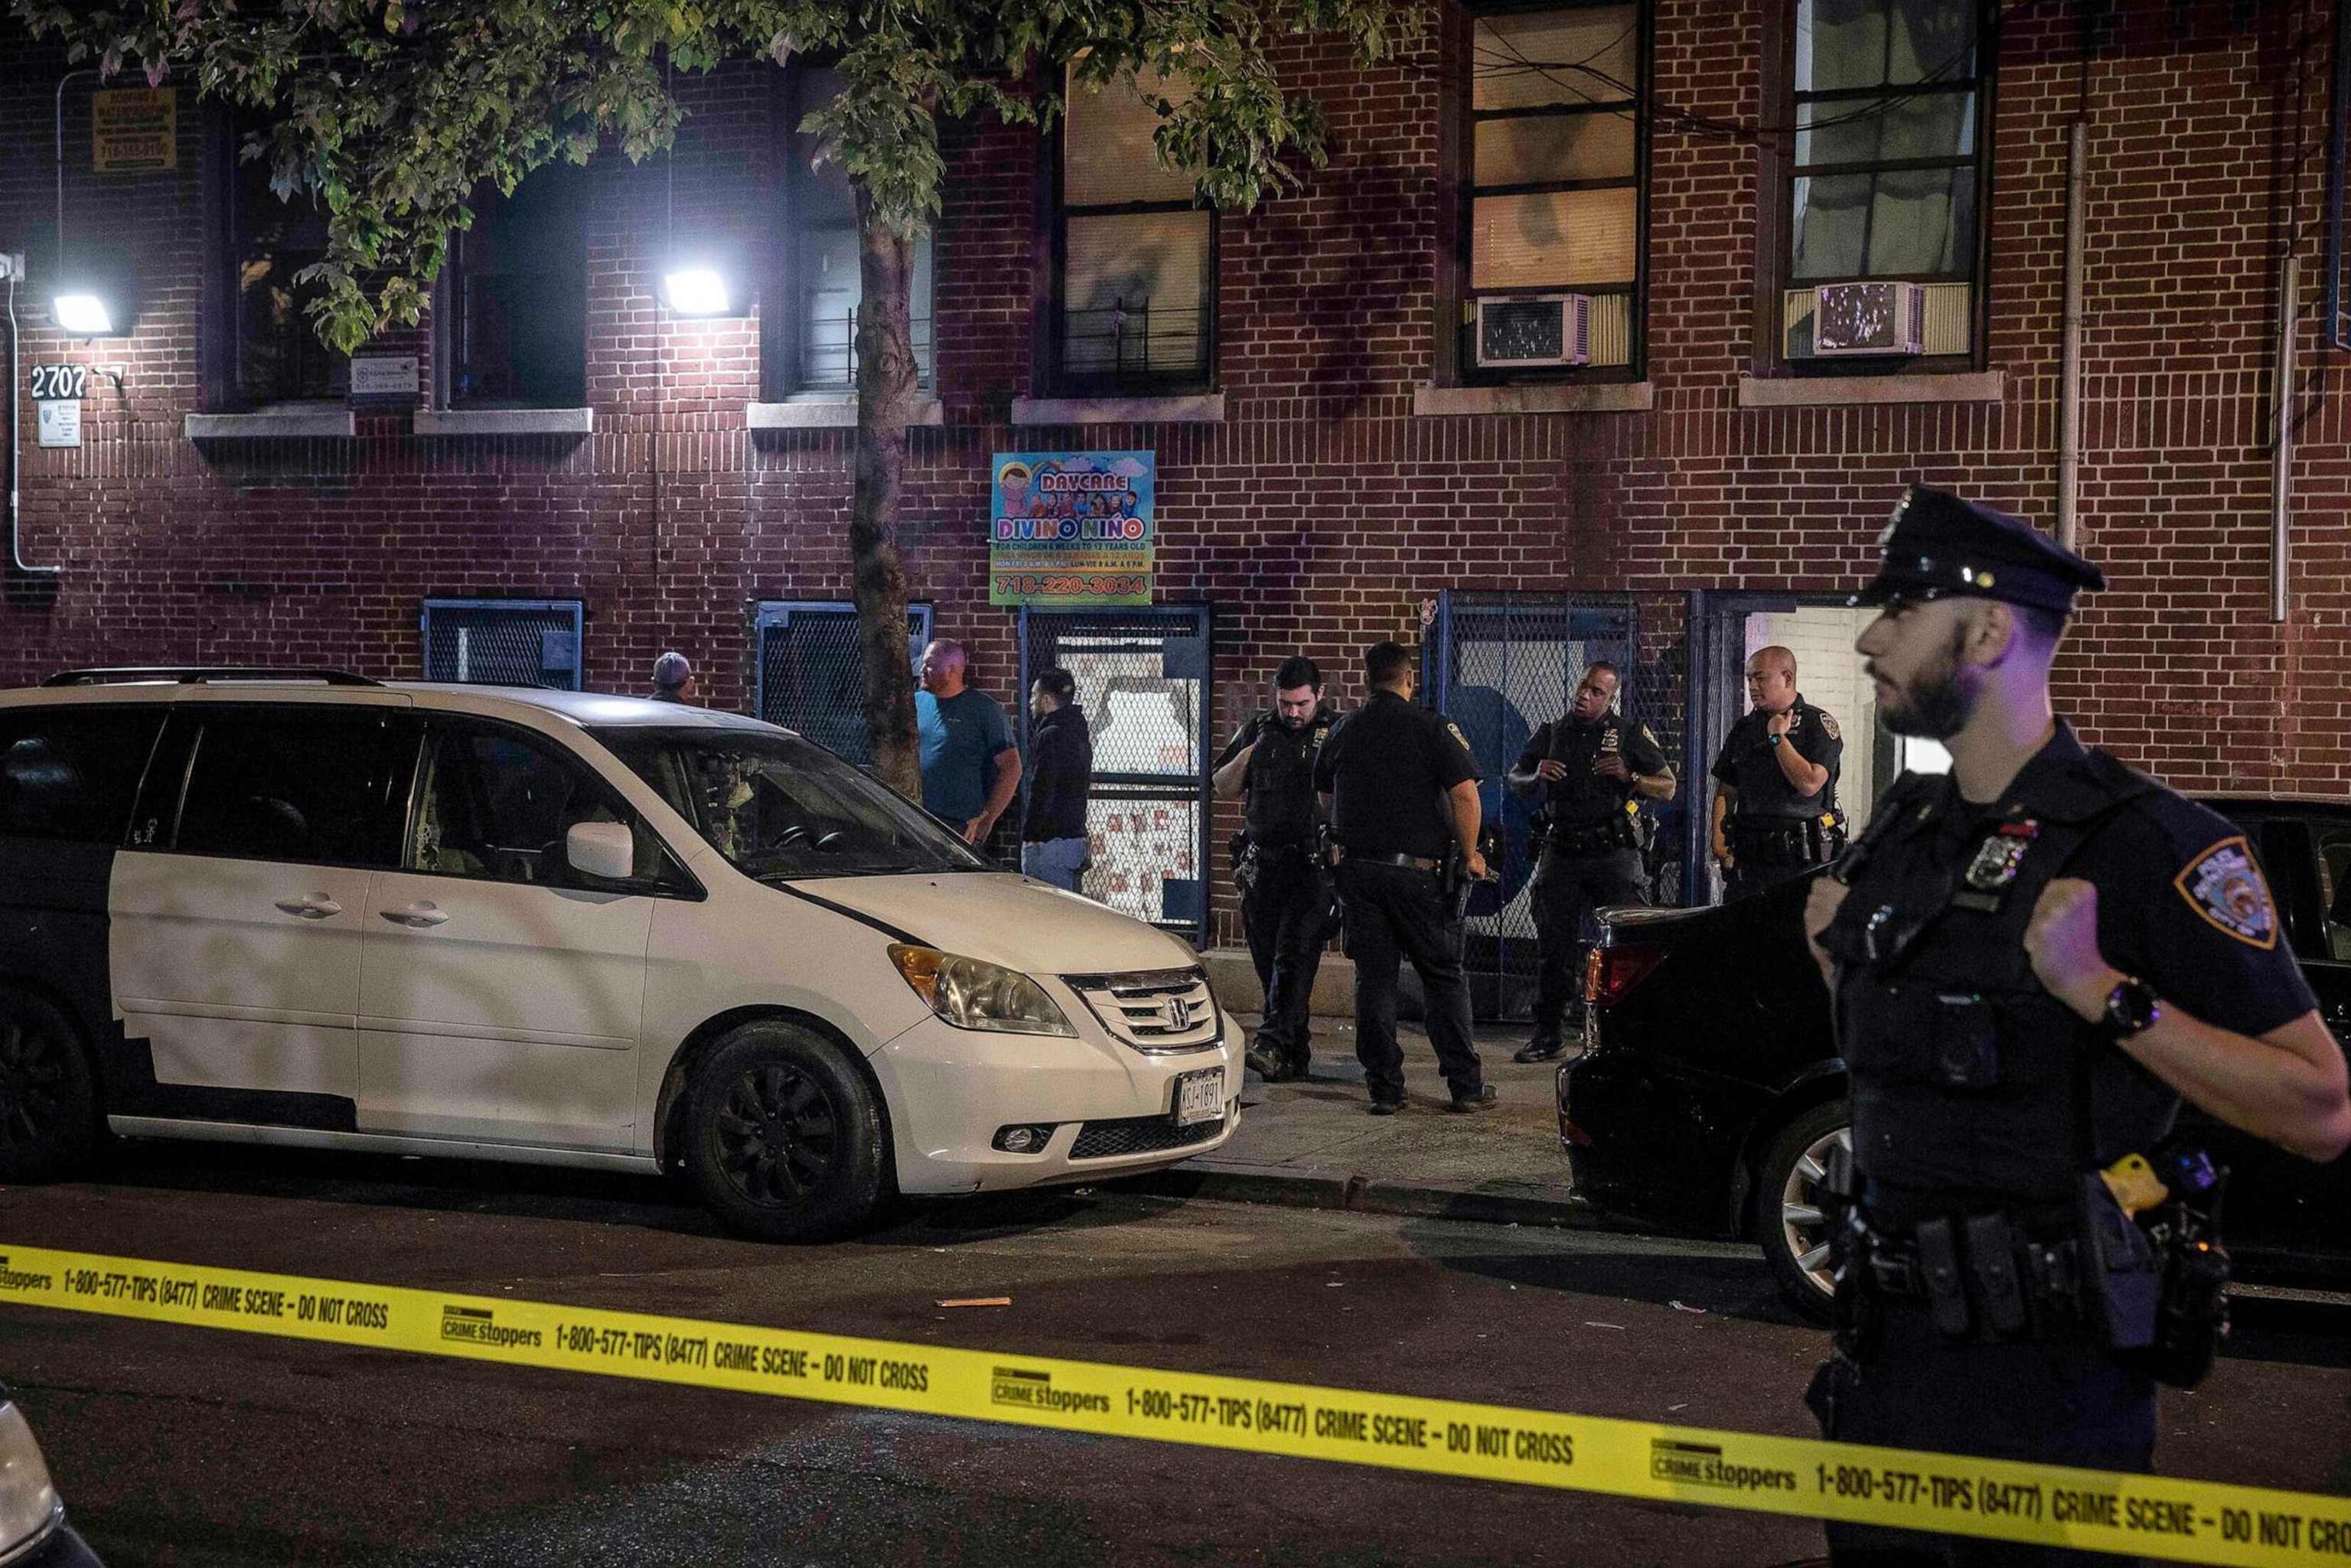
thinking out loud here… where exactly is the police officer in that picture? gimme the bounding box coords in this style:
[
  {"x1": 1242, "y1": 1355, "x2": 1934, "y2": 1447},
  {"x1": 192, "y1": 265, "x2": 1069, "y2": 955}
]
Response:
[
  {"x1": 1710, "y1": 646, "x2": 1844, "y2": 900},
  {"x1": 1214, "y1": 657, "x2": 1339, "y2": 1082},
  {"x1": 1506, "y1": 660, "x2": 1675, "y2": 1064},
  {"x1": 1313, "y1": 640, "x2": 1498, "y2": 1115},
  {"x1": 1802, "y1": 485, "x2": 2351, "y2": 1566}
]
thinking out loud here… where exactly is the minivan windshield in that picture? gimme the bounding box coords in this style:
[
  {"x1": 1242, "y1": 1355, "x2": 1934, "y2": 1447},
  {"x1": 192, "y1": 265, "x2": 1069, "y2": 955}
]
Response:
[{"x1": 591, "y1": 727, "x2": 985, "y2": 880}]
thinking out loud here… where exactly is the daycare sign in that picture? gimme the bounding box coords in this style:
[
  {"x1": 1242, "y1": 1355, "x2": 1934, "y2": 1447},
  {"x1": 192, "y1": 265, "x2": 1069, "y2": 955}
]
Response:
[{"x1": 989, "y1": 451, "x2": 1154, "y2": 608}]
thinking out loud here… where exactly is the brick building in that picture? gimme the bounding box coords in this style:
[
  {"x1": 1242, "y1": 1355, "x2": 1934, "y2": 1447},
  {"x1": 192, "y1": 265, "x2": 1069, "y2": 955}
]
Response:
[{"x1": 1, "y1": 1, "x2": 2345, "y2": 955}]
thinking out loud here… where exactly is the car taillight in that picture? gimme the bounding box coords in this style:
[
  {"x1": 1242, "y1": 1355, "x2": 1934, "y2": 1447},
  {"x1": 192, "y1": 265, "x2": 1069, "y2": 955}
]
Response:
[{"x1": 1583, "y1": 946, "x2": 1665, "y2": 1008}]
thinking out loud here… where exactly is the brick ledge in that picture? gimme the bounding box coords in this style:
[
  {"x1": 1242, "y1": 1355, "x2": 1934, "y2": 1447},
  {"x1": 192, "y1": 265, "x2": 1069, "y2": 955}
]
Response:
[
  {"x1": 1413, "y1": 382, "x2": 1653, "y2": 417},
  {"x1": 412, "y1": 408, "x2": 593, "y2": 436},
  {"x1": 747, "y1": 398, "x2": 944, "y2": 430},
  {"x1": 184, "y1": 409, "x2": 356, "y2": 441},
  {"x1": 1736, "y1": 370, "x2": 2005, "y2": 408},
  {"x1": 1011, "y1": 392, "x2": 1225, "y2": 425}
]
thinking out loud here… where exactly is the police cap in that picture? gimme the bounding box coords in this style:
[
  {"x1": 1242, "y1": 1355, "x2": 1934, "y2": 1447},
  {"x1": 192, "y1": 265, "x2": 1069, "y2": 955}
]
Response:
[{"x1": 1852, "y1": 484, "x2": 2105, "y2": 614}]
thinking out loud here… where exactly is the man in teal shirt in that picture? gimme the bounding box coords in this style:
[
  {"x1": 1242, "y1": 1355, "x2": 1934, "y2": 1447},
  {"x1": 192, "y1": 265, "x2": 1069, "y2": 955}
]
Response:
[{"x1": 916, "y1": 639, "x2": 1022, "y2": 845}]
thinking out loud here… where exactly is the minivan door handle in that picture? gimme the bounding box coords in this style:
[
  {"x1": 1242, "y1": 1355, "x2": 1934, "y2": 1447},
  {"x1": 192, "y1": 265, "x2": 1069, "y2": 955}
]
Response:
[
  {"x1": 380, "y1": 902, "x2": 451, "y2": 928},
  {"x1": 273, "y1": 894, "x2": 342, "y2": 919}
]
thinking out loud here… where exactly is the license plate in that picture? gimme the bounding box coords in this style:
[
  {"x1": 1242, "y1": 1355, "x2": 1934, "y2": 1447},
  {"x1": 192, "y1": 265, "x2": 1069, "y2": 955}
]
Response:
[{"x1": 1173, "y1": 1068, "x2": 1223, "y2": 1128}]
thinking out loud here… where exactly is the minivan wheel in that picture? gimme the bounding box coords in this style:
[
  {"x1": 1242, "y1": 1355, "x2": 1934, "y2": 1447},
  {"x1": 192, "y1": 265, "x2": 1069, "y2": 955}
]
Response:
[
  {"x1": 0, "y1": 990, "x2": 98, "y2": 1183},
  {"x1": 681, "y1": 1021, "x2": 889, "y2": 1244},
  {"x1": 1754, "y1": 1100, "x2": 1850, "y2": 1324}
]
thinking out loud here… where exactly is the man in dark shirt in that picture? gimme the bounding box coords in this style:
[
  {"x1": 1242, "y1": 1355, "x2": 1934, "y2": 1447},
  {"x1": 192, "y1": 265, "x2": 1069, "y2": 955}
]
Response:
[
  {"x1": 1506, "y1": 660, "x2": 1675, "y2": 1063},
  {"x1": 1020, "y1": 668, "x2": 1092, "y2": 892},
  {"x1": 1313, "y1": 641, "x2": 1496, "y2": 1115},
  {"x1": 1802, "y1": 482, "x2": 2351, "y2": 1565},
  {"x1": 1214, "y1": 656, "x2": 1339, "y2": 1081},
  {"x1": 1710, "y1": 645, "x2": 1844, "y2": 900}
]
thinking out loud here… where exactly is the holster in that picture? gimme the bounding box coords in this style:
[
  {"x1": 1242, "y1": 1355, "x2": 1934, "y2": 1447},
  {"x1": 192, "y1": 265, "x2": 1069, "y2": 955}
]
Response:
[{"x1": 2075, "y1": 1172, "x2": 2163, "y2": 1353}]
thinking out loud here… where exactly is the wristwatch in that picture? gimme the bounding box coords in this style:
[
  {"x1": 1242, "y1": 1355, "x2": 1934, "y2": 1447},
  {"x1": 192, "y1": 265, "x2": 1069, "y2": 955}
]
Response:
[
  {"x1": 2095, "y1": 976, "x2": 2161, "y2": 1040},
  {"x1": 1766, "y1": 732, "x2": 1784, "y2": 748}
]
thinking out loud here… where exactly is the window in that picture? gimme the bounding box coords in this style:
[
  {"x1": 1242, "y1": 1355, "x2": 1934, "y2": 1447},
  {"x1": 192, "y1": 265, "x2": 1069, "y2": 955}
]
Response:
[
  {"x1": 768, "y1": 67, "x2": 934, "y2": 396},
  {"x1": 174, "y1": 709, "x2": 417, "y2": 868},
  {"x1": 0, "y1": 709, "x2": 164, "y2": 844},
  {"x1": 1460, "y1": 4, "x2": 1646, "y2": 374},
  {"x1": 421, "y1": 600, "x2": 585, "y2": 691},
  {"x1": 1052, "y1": 65, "x2": 1214, "y2": 392},
  {"x1": 754, "y1": 601, "x2": 933, "y2": 765},
  {"x1": 1780, "y1": 0, "x2": 1984, "y2": 360},
  {"x1": 442, "y1": 164, "x2": 589, "y2": 408},
  {"x1": 226, "y1": 121, "x2": 348, "y2": 404},
  {"x1": 412, "y1": 723, "x2": 668, "y2": 889}
]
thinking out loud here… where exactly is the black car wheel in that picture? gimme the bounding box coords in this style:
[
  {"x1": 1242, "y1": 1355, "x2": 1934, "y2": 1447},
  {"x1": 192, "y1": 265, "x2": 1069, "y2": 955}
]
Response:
[
  {"x1": 0, "y1": 989, "x2": 99, "y2": 1184},
  {"x1": 1755, "y1": 1100, "x2": 1849, "y2": 1322},
  {"x1": 680, "y1": 1020, "x2": 891, "y2": 1243}
]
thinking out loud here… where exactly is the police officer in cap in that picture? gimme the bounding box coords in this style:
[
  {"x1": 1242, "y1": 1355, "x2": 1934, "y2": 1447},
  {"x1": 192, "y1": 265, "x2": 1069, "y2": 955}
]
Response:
[
  {"x1": 1507, "y1": 660, "x2": 1675, "y2": 1064},
  {"x1": 1314, "y1": 640, "x2": 1498, "y2": 1114},
  {"x1": 1711, "y1": 647, "x2": 1844, "y2": 900},
  {"x1": 1214, "y1": 656, "x2": 1339, "y2": 1082},
  {"x1": 1802, "y1": 484, "x2": 2351, "y2": 1565}
]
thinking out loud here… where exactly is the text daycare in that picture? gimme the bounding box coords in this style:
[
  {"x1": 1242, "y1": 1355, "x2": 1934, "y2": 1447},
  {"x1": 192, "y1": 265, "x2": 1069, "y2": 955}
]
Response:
[{"x1": 993, "y1": 516, "x2": 1147, "y2": 542}]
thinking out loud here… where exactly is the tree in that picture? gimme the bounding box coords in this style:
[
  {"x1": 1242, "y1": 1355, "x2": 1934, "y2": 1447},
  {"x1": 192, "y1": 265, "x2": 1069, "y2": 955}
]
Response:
[{"x1": 11, "y1": 0, "x2": 1417, "y2": 797}]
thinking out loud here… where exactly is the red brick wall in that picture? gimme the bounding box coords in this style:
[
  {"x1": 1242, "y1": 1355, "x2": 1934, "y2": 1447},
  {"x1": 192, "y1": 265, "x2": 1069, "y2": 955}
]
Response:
[{"x1": 2, "y1": 3, "x2": 2346, "y2": 946}]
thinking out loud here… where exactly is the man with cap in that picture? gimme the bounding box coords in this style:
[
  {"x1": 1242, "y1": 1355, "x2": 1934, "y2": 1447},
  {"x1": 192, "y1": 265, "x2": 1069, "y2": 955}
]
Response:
[
  {"x1": 1801, "y1": 484, "x2": 2350, "y2": 1566},
  {"x1": 1709, "y1": 645, "x2": 1844, "y2": 901},
  {"x1": 651, "y1": 651, "x2": 693, "y2": 703}
]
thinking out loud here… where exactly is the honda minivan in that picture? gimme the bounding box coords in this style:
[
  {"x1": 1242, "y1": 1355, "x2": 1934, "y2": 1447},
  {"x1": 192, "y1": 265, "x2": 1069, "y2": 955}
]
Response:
[{"x1": 0, "y1": 669, "x2": 1237, "y2": 1240}]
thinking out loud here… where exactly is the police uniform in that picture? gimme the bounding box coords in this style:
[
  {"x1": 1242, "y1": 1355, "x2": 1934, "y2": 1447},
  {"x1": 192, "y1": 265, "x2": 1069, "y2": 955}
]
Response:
[
  {"x1": 1513, "y1": 711, "x2": 1668, "y2": 1062},
  {"x1": 1215, "y1": 703, "x2": 1339, "y2": 1081},
  {"x1": 1711, "y1": 695, "x2": 1844, "y2": 901},
  {"x1": 1312, "y1": 688, "x2": 1492, "y2": 1112},
  {"x1": 1809, "y1": 486, "x2": 2318, "y2": 1566}
]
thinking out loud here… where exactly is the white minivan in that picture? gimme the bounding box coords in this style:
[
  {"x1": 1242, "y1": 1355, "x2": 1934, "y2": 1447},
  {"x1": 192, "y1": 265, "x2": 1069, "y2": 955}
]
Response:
[{"x1": 0, "y1": 669, "x2": 1237, "y2": 1240}]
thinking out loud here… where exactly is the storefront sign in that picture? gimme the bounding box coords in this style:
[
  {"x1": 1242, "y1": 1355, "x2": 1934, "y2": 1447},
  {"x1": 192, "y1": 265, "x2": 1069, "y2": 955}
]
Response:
[
  {"x1": 989, "y1": 451, "x2": 1154, "y2": 608},
  {"x1": 92, "y1": 88, "x2": 176, "y2": 174},
  {"x1": 347, "y1": 354, "x2": 421, "y2": 409}
]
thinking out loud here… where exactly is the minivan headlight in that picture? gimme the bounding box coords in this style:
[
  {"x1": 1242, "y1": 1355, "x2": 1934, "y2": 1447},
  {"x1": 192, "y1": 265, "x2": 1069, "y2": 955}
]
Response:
[
  {"x1": 888, "y1": 945, "x2": 1076, "y2": 1037},
  {"x1": 0, "y1": 1403, "x2": 61, "y2": 1558}
]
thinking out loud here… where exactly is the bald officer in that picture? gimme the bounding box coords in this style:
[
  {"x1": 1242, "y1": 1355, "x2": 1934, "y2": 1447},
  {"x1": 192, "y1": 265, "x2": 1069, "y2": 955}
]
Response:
[{"x1": 1710, "y1": 645, "x2": 1844, "y2": 900}]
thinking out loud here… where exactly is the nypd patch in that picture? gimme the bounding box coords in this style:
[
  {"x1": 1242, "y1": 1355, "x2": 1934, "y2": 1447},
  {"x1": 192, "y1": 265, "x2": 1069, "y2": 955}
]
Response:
[
  {"x1": 2174, "y1": 836, "x2": 2279, "y2": 949},
  {"x1": 1819, "y1": 712, "x2": 1842, "y2": 742}
]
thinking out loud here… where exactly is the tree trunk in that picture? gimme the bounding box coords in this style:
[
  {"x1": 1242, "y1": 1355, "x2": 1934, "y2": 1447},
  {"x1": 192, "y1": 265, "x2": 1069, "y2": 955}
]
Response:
[{"x1": 850, "y1": 192, "x2": 921, "y2": 800}]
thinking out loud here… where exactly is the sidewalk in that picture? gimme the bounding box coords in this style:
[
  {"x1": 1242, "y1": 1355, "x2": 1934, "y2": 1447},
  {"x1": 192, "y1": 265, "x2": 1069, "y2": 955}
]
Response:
[{"x1": 1114, "y1": 1012, "x2": 1627, "y2": 1231}]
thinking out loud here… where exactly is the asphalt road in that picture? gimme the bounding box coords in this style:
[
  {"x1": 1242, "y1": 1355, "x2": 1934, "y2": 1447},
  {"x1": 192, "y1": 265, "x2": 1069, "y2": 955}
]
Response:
[{"x1": 2, "y1": 1143, "x2": 2346, "y2": 1567}]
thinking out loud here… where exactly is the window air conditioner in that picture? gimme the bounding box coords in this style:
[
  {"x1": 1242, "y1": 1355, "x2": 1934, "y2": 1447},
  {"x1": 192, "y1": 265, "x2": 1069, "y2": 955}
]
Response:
[
  {"x1": 1811, "y1": 280, "x2": 1927, "y2": 357},
  {"x1": 1474, "y1": 294, "x2": 1591, "y2": 368}
]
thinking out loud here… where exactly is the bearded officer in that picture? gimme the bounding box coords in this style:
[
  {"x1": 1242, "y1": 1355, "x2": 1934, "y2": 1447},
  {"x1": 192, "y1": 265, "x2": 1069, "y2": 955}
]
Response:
[
  {"x1": 1214, "y1": 656, "x2": 1339, "y2": 1082},
  {"x1": 1802, "y1": 484, "x2": 2351, "y2": 1566},
  {"x1": 1506, "y1": 660, "x2": 1674, "y2": 1064},
  {"x1": 1710, "y1": 647, "x2": 1844, "y2": 900}
]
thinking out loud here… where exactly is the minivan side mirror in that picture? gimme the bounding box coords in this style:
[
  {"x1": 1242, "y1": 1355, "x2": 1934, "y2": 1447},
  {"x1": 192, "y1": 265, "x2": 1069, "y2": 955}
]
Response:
[{"x1": 567, "y1": 820, "x2": 636, "y2": 882}]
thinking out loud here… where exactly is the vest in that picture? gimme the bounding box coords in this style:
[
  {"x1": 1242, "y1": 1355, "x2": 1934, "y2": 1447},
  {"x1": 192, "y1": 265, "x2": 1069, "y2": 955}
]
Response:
[
  {"x1": 1244, "y1": 710, "x2": 1333, "y2": 846},
  {"x1": 1819, "y1": 751, "x2": 2183, "y2": 1224}
]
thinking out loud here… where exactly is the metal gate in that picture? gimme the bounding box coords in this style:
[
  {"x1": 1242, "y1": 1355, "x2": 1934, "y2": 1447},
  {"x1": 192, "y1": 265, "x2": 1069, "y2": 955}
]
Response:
[
  {"x1": 1019, "y1": 605, "x2": 1211, "y2": 943},
  {"x1": 1423, "y1": 591, "x2": 1688, "y2": 1021},
  {"x1": 420, "y1": 598, "x2": 584, "y2": 689},
  {"x1": 754, "y1": 601, "x2": 933, "y2": 766}
]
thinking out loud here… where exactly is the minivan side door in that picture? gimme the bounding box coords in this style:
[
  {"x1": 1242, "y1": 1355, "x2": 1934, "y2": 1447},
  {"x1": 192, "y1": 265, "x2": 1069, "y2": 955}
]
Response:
[
  {"x1": 108, "y1": 700, "x2": 419, "y2": 1128},
  {"x1": 356, "y1": 719, "x2": 668, "y2": 1150}
]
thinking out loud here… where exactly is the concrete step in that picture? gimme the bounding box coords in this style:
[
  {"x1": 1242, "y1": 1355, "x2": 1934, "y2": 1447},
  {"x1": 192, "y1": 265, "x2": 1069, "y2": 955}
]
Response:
[{"x1": 1201, "y1": 946, "x2": 1355, "y2": 1017}]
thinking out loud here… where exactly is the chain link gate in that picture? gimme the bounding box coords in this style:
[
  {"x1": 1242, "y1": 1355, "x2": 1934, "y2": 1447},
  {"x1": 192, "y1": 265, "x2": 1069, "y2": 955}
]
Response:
[
  {"x1": 1019, "y1": 605, "x2": 1211, "y2": 944},
  {"x1": 419, "y1": 599, "x2": 584, "y2": 689},
  {"x1": 753, "y1": 602, "x2": 934, "y2": 768},
  {"x1": 1423, "y1": 592, "x2": 1689, "y2": 1022}
]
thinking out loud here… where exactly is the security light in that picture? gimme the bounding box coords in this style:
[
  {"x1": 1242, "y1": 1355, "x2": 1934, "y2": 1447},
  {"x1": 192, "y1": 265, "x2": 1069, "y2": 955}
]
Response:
[
  {"x1": 50, "y1": 291, "x2": 116, "y2": 337},
  {"x1": 663, "y1": 269, "x2": 731, "y2": 317}
]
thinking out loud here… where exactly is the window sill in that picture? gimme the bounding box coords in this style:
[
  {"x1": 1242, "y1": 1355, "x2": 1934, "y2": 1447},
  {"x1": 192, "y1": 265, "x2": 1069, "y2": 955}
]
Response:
[
  {"x1": 1413, "y1": 382, "x2": 1652, "y2": 417},
  {"x1": 1736, "y1": 370, "x2": 2004, "y2": 409},
  {"x1": 1011, "y1": 392, "x2": 1224, "y2": 426},
  {"x1": 746, "y1": 397, "x2": 944, "y2": 430},
  {"x1": 413, "y1": 408, "x2": 594, "y2": 436},
  {"x1": 184, "y1": 409, "x2": 357, "y2": 441}
]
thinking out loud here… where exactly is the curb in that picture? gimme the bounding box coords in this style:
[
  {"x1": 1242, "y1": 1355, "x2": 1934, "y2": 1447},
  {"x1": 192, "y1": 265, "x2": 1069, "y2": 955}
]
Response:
[{"x1": 1106, "y1": 1162, "x2": 1648, "y2": 1232}]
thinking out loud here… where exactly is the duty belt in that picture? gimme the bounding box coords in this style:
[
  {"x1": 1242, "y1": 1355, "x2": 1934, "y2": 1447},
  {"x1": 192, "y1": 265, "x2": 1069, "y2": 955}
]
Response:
[
  {"x1": 1336, "y1": 849, "x2": 1443, "y2": 872},
  {"x1": 1545, "y1": 817, "x2": 1635, "y2": 857},
  {"x1": 1848, "y1": 1205, "x2": 2088, "y2": 1343},
  {"x1": 1728, "y1": 815, "x2": 1842, "y2": 869}
]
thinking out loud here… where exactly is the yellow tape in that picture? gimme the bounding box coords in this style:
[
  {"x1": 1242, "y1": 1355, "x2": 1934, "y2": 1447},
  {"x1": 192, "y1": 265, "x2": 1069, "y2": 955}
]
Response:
[{"x1": 4, "y1": 1243, "x2": 2346, "y2": 1564}]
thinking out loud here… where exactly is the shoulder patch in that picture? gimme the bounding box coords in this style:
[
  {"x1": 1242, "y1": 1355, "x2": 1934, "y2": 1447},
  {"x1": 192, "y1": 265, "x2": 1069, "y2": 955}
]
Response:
[
  {"x1": 1818, "y1": 712, "x2": 1841, "y2": 742},
  {"x1": 1639, "y1": 723, "x2": 1658, "y2": 745},
  {"x1": 2173, "y1": 836, "x2": 2279, "y2": 949},
  {"x1": 1445, "y1": 721, "x2": 1472, "y2": 751}
]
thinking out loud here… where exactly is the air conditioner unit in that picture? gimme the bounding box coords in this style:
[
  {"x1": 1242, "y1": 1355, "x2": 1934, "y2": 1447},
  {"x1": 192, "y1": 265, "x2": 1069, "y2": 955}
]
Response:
[
  {"x1": 1474, "y1": 294, "x2": 1591, "y2": 368},
  {"x1": 1811, "y1": 280, "x2": 1927, "y2": 356}
]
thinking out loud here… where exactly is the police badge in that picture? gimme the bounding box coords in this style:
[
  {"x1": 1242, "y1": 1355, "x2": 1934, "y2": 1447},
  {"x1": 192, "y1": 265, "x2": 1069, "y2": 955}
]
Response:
[{"x1": 1951, "y1": 820, "x2": 2040, "y2": 912}]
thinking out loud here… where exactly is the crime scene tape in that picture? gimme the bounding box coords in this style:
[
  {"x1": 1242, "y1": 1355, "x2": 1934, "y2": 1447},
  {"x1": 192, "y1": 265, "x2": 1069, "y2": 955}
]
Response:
[{"x1": 2, "y1": 1242, "x2": 2346, "y2": 1564}]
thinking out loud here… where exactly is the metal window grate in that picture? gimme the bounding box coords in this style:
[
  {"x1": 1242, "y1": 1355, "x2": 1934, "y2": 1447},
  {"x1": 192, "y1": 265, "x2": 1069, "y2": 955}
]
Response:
[
  {"x1": 420, "y1": 599, "x2": 584, "y2": 690},
  {"x1": 754, "y1": 601, "x2": 933, "y2": 765}
]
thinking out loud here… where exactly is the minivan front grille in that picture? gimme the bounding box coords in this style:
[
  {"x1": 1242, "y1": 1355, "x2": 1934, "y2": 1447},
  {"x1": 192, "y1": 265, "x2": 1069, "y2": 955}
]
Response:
[
  {"x1": 1069, "y1": 1113, "x2": 1225, "y2": 1161},
  {"x1": 1061, "y1": 967, "x2": 1221, "y2": 1054}
]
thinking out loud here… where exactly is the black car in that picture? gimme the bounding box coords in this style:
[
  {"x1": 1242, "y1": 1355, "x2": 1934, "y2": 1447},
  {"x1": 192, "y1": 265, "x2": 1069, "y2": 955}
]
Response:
[{"x1": 1558, "y1": 794, "x2": 2351, "y2": 1319}]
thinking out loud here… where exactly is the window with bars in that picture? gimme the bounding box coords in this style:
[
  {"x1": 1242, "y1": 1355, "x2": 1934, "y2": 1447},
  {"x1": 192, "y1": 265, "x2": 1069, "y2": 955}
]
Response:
[
  {"x1": 225, "y1": 117, "x2": 347, "y2": 406},
  {"x1": 1784, "y1": 0, "x2": 1984, "y2": 352},
  {"x1": 768, "y1": 66, "x2": 934, "y2": 396},
  {"x1": 1459, "y1": 4, "x2": 1646, "y2": 374},
  {"x1": 1052, "y1": 65, "x2": 1215, "y2": 393},
  {"x1": 442, "y1": 163, "x2": 589, "y2": 408}
]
